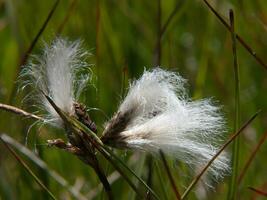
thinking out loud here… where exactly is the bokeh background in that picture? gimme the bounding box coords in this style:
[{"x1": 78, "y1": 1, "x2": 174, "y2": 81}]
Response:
[{"x1": 0, "y1": 0, "x2": 267, "y2": 199}]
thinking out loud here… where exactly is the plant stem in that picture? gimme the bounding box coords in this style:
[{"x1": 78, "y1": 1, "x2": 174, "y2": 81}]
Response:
[
  {"x1": 56, "y1": 0, "x2": 77, "y2": 35},
  {"x1": 0, "y1": 136, "x2": 57, "y2": 200},
  {"x1": 159, "y1": 150, "x2": 181, "y2": 200},
  {"x1": 8, "y1": 0, "x2": 60, "y2": 104},
  {"x1": 154, "y1": 0, "x2": 162, "y2": 66},
  {"x1": 202, "y1": 0, "x2": 267, "y2": 70},
  {"x1": 228, "y1": 9, "x2": 240, "y2": 200},
  {"x1": 93, "y1": 158, "x2": 113, "y2": 200},
  {"x1": 238, "y1": 130, "x2": 267, "y2": 185},
  {"x1": 181, "y1": 111, "x2": 259, "y2": 199},
  {"x1": 0, "y1": 103, "x2": 42, "y2": 120}
]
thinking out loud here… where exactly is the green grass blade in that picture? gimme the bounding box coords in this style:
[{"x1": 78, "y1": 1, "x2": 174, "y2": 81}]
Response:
[
  {"x1": 0, "y1": 133, "x2": 87, "y2": 200},
  {"x1": 102, "y1": 147, "x2": 160, "y2": 200},
  {"x1": 228, "y1": 9, "x2": 240, "y2": 200},
  {"x1": 155, "y1": 161, "x2": 169, "y2": 200},
  {"x1": 0, "y1": 134, "x2": 57, "y2": 200}
]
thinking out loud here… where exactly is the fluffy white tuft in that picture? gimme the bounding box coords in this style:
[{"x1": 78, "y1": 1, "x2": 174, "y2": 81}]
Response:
[
  {"x1": 102, "y1": 68, "x2": 230, "y2": 179},
  {"x1": 20, "y1": 38, "x2": 91, "y2": 126}
]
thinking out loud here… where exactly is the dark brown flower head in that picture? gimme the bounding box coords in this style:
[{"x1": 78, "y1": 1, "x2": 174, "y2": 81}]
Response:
[{"x1": 73, "y1": 102, "x2": 97, "y2": 133}]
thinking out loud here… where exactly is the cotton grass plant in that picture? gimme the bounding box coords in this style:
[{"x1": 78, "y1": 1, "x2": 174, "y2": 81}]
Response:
[
  {"x1": 13, "y1": 37, "x2": 232, "y2": 199},
  {"x1": 101, "y1": 68, "x2": 230, "y2": 180},
  {"x1": 0, "y1": 1, "x2": 265, "y2": 199}
]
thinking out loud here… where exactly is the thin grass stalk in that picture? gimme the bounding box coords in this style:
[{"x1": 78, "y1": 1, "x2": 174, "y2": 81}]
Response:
[
  {"x1": 0, "y1": 103, "x2": 42, "y2": 120},
  {"x1": 92, "y1": 159, "x2": 113, "y2": 200},
  {"x1": 160, "y1": 0, "x2": 185, "y2": 37},
  {"x1": 87, "y1": 171, "x2": 120, "y2": 199},
  {"x1": 128, "y1": 155, "x2": 146, "y2": 200},
  {"x1": 90, "y1": 140, "x2": 145, "y2": 198},
  {"x1": 155, "y1": 0, "x2": 162, "y2": 66},
  {"x1": 181, "y1": 111, "x2": 260, "y2": 200},
  {"x1": 8, "y1": 0, "x2": 60, "y2": 104},
  {"x1": 19, "y1": 0, "x2": 60, "y2": 67},
  {"x1": 155, "y1": 162, "x2": 169, "y2": 200},
  {"x1": 100, "y1": 145, "x2": 160, "y2": 200},
  {"x1": 202, "y1": 0, "x2": 267, "y2": 70},
  {"x1": 120, "y1": 66, "x2": 128, "y2": 100},
  {"x1": 238, "y1": 130, "x2": 267, "y2": 185},
  {"x1": 95, "y1": 0, "x2": 101, "y2": 104},
  {"x1": 147, "y1": 0, "x2": 162, "y2": 197},
  {"x1": 228, "y1": 9, "x2": 240, "y2": 200},
  {"x1": 100, "y1": 162, "x2": 112, "y2": 200},
  {"x1": 193, "y1": 10, "x2": 214, "y2": 99},
  {"x1": 0, "y1": 136, "x2": 57, "y2": 200},
  {"x1": 0, "y1": 133, "x2": 87, "y2": 200},
  {"x1": 56, "y1": 0, "x2": 77, "y2": 35},
  {"x1": 159, "y1": 150, "x2": 181, "y2": 200},
  {"x1": 146, "y1": 155, "x2": 154, "y2": 200},
  {"x1": 248, "y1": 187, "x2": 267, "y2": 197}
]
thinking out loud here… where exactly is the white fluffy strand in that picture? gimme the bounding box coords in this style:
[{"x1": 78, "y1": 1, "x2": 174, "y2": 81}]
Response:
[
  {"x1": 103, "y1": 68, "x2": 230, "y2": 179},
  {"x1": 20, "y1": 38, "x2": 91, "y2": 126}
]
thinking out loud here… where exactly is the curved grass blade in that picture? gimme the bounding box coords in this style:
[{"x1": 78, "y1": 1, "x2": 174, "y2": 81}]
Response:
[
  {"x1": 20, "y1": 0, "x2": 60, "y2": 67},
  {"x1": 0, "y1": 133, "x2": 87, "y2": 200},
  {"x1": 202, "y1": 0, "x2": 267, "y2": 70},
  {"x1": 248, "y1": 187, "x2": 267, "y2": 197},
  {"x1": 0, "y1": 134, "x2": 57, "y2": 200},
  {"x1": 181, "y1": 111, "x2": 260, "y2": 200},
  {"x1": 238, "y1": 130, "x2": 267, "y2": 185},
  {"x1": 159, "y1": 150, "x2": 181, "y2": 200},
  {"x1": 155, "y1": 161, "x2": 169, "y2": 200},
  {"x1": 9, "y1": 0, "x2": 60, "y2": 104},
  {"x1": 0, "y1": 103, "x2": 42, "y2": 121},
  {"x1": 87, "y1": 171, "x2": 120, "y2": 199},
  {"x1": 56, "y1": 0, "x2": 77, "y2": 35},
  {"x1": 102, "y1": 146, "x2": 160, "y2": 200},
  {"x1": 161, "y1": 0, "x2": 186, "y2": 37}
]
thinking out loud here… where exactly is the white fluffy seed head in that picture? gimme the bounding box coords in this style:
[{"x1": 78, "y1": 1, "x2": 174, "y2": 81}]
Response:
[
  {"x1": 102, "y1": 68, "x2": 230, "y2": 180},
  {"x1": 20, "y1": 38, "x2": 91, "y2": 126}
]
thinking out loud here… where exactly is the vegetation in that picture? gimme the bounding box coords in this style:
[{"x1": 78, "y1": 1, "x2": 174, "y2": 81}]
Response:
[{"x1": 0, "y1": 0, "x2": 267, "y2": 199}]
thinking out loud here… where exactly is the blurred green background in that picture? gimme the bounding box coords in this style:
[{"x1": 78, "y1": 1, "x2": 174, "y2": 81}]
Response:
[{"x1": 0, "y1": 0, "x2": 267, "y2": 199}]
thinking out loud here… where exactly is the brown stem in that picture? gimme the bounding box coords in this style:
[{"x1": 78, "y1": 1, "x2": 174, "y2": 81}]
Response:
[
  {"x1": 8, "y1": 0, "x2": 60, "y2": 104},
  {"x1": 92, "y1": 158, "x2": 113, "y2": 200},
  {"x1": 202, "y1": 0, "x2": 267, "y2": 70},
  {"x1": 0, "y1": 103, "x2": 42, "y2": 121},
  {"x1": 56, "y1": 0, "x2": 77, "y2": 35},
  {"x1": 238, "y1": 130, "x2": 267, "y2": 185},
  {"x1": 181, "y1": 110, "x2": 260, "y2": 199},
  {"x1": 159, "y1": 150, "x2": 181, "y2": 200}
]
